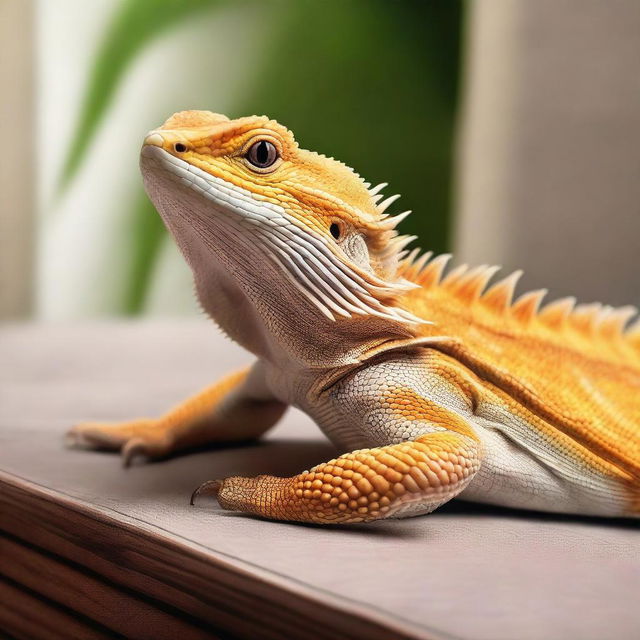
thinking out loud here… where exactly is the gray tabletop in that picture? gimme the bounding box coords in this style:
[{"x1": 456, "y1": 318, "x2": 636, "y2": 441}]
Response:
[{"x1": 1, "y1": 321, "x2": 638, "y2": 640}]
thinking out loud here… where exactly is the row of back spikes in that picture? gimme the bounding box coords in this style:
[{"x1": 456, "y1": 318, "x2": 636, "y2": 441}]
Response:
[
  {"x1": 362, "y1": 182, "x2": 639, "y2": 346},
  {"x1": 400, "y1": 250, "x2": 640, "y2": 345},
  {"x1": 365, "y1": 183, "x2": 416, "y2": 264}
]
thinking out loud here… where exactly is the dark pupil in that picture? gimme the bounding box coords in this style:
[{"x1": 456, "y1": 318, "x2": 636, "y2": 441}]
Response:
[
  {"x1": 255, "y1": 141, "x2": 269, "y2": 165},
  {"x1": 248, "y1": 140, "x2": 277, "y2": 168},
  {"x1": 330, "y1": 223, "x2": 341, "y2": 239}
]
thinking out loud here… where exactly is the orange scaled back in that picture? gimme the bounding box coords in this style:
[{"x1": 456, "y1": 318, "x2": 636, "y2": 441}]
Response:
[{"x1": 398, "y1": 255, "x2": 640, "y2": 505}]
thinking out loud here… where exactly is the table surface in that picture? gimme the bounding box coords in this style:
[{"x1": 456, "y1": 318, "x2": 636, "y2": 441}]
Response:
[{"x1": 1, "y1": 320, "x2": 638, "y2": 640}]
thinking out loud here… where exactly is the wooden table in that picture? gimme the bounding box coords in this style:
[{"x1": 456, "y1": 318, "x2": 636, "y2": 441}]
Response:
[{"x1": 1, "y1": 321, "x2": 638, "y2": 639}]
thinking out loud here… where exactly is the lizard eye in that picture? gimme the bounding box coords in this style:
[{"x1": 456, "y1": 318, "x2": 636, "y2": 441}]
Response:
[
  {"x1": 174, "y1": 143, "x2": 187, "y2": 153},
  {"x1": 246, "y1": 140, "x2": 278, "y2": 169},
  {"x1": 329, "y1": 223, "x2": 341, "y2": 240}
]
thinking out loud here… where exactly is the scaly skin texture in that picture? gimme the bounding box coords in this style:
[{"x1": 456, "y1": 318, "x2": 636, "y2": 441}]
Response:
[{"x1": 68, "y1": 111, "x2": 640, "y2": 523}]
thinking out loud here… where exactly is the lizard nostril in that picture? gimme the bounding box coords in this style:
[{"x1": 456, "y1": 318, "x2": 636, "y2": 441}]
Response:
[{"x1": 174, "y1": 143, "x2": 187, "y2": 153}]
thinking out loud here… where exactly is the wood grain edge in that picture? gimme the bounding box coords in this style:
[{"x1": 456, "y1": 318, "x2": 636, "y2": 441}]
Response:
[
  {"x1": 0, "y1": 575, "x2": 118, "y2": 640},
  {"x1": 0, "y1": 533, "x2": 220, "y2": 639},
  {"x1": 0, "y1": 470, "x2": 438, "y2": 640}
]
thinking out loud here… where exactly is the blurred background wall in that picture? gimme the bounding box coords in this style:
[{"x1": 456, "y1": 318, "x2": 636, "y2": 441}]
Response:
[
  {"x1": 456, "y1": 0, "x2": 640, "y2": 306},
  {"x1": 0, "y1": 0, "x2": 638, "y2": 321}
]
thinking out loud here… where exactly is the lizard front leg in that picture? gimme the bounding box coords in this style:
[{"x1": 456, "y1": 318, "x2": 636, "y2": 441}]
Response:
[
  {"x1": 192, "y1": 351, "x2": 484, "y2": 524},
  {"x1": 67, "y1": 362, "x2": 287, "y2": 466},
  {"x1": 192, "y1": 403, "x2": 481, "y2": 524}
]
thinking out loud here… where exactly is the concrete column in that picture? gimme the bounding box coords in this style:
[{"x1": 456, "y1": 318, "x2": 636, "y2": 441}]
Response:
[
  {"x1": 456, "y1": 0, "x2": 640, "y2": 307},
  {"x1": 0, "y1": 0, "x2": 35, "y2": 318}
]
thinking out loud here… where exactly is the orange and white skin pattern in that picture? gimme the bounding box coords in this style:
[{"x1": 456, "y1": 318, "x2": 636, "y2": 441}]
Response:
[{"x1": 67, "y1": 111, "x2": 640, "y2": 523}]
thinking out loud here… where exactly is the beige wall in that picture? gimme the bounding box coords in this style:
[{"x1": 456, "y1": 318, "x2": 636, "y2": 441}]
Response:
[
  {"x1": 456, "y1": 0, "x2": 640, "y2": 308},
  {"x1": 0, "y1": 0, "x2": 34, "y2": 319}
]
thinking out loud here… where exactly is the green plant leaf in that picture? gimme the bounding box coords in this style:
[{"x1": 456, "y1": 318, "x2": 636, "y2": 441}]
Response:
[
  {"x1": 57, "y1": 0, "x2": 223, "y2": 195},
  {"x1": 232, "y1": 0, "x2": 464, "y2": 254}
]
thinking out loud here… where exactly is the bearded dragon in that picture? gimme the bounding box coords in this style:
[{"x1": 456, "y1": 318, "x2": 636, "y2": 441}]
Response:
[{"x1": 67, "y1": 111, "x2": 640, "y2": 524}]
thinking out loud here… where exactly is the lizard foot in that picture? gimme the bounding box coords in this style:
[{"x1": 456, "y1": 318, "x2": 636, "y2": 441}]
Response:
[{"x1": 65, "y1": 419, "x2": 172, "y2": 467}]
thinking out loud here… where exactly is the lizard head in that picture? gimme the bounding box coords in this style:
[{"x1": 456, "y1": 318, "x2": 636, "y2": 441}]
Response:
[{"x1": 140, "y1": 111, "x2": 424, "y2": 361}]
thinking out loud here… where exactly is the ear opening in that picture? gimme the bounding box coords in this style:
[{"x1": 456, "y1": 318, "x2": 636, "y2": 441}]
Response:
[{"x1": 341, "y1": 233, "x2": 375, "y2": 274}]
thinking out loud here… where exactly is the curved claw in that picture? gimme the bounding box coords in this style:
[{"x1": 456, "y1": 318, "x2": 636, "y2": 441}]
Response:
[
  {"x1": 190, "y1": 479, "x2": 223, "y2": 506},
  {"x1": 122, "y1": 438, "x2": 149, "y2": 468}
]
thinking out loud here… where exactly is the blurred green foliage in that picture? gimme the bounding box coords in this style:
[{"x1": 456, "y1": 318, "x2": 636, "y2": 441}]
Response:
[
  {"x1": 58, "y1": 0, "x2": 221, "y2": 193},
  {"x1": 60, "y1": 0, "x2": 464, "y2": 314}
]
